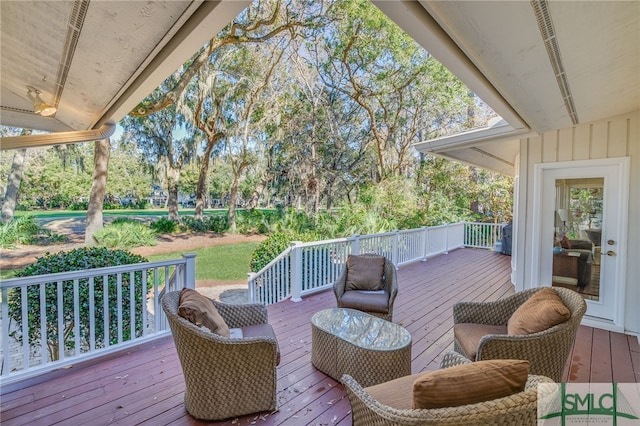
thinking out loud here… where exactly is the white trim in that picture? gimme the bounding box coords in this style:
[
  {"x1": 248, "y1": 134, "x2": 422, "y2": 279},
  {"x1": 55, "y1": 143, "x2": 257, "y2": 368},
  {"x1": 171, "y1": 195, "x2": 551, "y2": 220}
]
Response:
[
  {"x1": 532, "y1": 157, "x2": 630, "y2": 330},
  {"x1": 414, "y1": 123, "x2": 533, "y2": 153}
]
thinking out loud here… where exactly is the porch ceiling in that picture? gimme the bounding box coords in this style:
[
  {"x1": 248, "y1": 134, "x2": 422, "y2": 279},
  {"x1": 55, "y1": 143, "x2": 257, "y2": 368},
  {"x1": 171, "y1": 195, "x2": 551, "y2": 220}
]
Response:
[{"x1": 0, "y1": 0, "x2": 249, "y2": 144}]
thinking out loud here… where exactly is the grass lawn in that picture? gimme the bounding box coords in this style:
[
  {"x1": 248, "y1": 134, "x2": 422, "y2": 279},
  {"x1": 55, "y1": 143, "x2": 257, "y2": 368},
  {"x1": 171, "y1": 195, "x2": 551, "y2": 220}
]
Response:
[
  {"x1": 14, "y1": 209, "x2": 231, "y2": 220},
  {"x1": 147, "y1": 242, "x2": 259, "y2": 281},
  {"x1": 0, "y1": 269, "x2": 19, "y2": 280},
  {"x1": 1, "y1": 242, "x2": 259, "y2": 282}
]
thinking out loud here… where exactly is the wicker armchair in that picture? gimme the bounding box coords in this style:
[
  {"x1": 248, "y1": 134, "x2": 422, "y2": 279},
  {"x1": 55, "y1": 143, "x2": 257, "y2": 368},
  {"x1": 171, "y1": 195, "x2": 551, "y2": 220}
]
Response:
[
  {"x1": 334, "y1": 254, "x2": 398, "y2": 321},
  {"x1": 453, "y1": 287, "x2": 586, "y2": 382},
  {"x1": 342, "y1": 351, "x2": 554, "y2": 426},
  {"x1": 161, "y1": 290, "x2": 279, "y2": 421}
]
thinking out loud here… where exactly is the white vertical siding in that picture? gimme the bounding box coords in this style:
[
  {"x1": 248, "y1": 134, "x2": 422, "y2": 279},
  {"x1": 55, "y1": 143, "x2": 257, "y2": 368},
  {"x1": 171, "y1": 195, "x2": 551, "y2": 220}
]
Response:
[{"x1": 516, "y1": 110, "x2": 640, "y2": 334}]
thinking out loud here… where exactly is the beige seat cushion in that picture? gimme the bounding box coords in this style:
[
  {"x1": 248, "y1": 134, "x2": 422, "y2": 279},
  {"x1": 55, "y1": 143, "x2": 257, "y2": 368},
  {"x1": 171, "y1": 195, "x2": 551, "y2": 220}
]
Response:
[
  {"x1": 453, "y1": 323, "x2": 507, "y2": 360},
  {"x1": 552, "y1": 275, "x2": 579, "y2": 286},
  {"x1": 364, "y1": 373, "x2": 417, "y2": 409},
  {"x1": 232, "y1": 323, "x2": 281, "y2": 365},
  {"x1": 177, "y1": 288, "x2": 230, "y2": 337},
  {"x1": 412, "y1": 359, "x2": 530, "y2": 409},
  {"x1": 507, "y1": 287, "x2": 571, "y2": 335},
  {"x1": 339, "y1": 290, "x2": 389, "y2": 313},
  {"x1": 345, "y1": 255, "x2": 385, "y2": 291}
]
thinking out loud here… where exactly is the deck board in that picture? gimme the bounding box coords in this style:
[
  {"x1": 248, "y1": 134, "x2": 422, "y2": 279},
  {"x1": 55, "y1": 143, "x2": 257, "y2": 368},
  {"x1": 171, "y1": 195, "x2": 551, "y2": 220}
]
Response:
[{"x1": 1, "y1": 248, "x2": 638, "y2": 425}]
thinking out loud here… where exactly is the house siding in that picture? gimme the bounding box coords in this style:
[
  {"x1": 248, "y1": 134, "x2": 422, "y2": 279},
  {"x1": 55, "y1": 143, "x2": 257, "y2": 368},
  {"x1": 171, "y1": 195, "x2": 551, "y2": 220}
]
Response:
[{"x1": 515, "y1": 110, "x2": 639, "y2": 335}]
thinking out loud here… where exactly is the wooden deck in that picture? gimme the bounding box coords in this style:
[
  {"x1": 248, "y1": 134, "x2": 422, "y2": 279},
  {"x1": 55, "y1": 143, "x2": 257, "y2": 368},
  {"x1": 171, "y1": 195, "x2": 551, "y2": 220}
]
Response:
[{"x1": 2, "y1": 248, "x2": 639, "y2": 425}]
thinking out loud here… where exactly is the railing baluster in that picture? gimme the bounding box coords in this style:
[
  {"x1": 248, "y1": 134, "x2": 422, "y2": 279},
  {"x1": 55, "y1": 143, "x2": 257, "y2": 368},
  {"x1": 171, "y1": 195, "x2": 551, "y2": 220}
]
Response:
[
  {"x1": 1, "y1": 288, "x2": 9, "y2": 375},
  {"x1": 103, "y1": 275, "x2": 109, "y2": 349},
  {"x1": 73, "y1": 279, "x2": 80, "y2": 357},
  {"x1": 89, "y1": 277, "x2": 95, "y2": 351},
  {"x1": 142, "y1": 270, "x2": 148, "y2": 336},
  {"x1": 153, "y1": 268, "x2": 160, "y2": 332},
  {"x1": 56, "y1": 280, "x2": 64, "y2": 361},
  {"x1": 117, "y1": 273, "x2": 123, "y2": 344},
  {"x1": 40, "y1": 284, "x2": 47, "y2": 363},
  {"x1": 129, "y1": 271, "x2": 135, "y2": 342},
  {"x1": 20, "y1": 287, "x2": 29, "y2": 369}
]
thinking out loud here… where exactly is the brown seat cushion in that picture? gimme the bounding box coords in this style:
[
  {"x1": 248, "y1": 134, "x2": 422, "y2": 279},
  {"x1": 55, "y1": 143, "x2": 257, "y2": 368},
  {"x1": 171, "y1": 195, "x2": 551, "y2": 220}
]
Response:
[
  {"x1": 339, "y1": 290, "x2": 389, "y2": 313},
  {"x1": 177, "y1": 288, "x2": 230, "y2": 337},
  {"x1": 507, "y1": 287, "x2": 571, "y2": 335},
  {"x1": 345, "y1": 255, "x2": 385, "y2": 291},
  {"x1": 412, "y1": 359, "x2": 530, "y2": 409},
  {"x1": 453, "y1": 323, "x2": 507, "y2": 360}
]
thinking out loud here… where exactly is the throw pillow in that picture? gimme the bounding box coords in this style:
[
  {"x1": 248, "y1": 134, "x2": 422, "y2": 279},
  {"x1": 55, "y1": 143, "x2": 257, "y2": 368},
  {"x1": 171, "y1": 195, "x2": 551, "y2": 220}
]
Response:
[
  {"x1": 412, "y1": 359, "x2": 530, "y2": 409},
  {"x1": 345, "y1": 255, "x2": 385, "y2": 291},
  {"x1": 177, "y1": 288, "x2": 230, "y2": 337},
  {"x1": 507, "y1": 288, "x2": 571, "y2": 335},
  {"x1": 560, "y1": 235, "x2": 572, "y2": 249}
]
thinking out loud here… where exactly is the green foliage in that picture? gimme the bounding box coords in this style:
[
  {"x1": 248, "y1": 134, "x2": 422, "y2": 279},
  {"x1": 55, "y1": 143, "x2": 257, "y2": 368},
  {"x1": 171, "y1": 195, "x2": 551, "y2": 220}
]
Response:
[
  {"x1": 7, "y1": 247, "x2": 150, "y2": 360},
  {"x1": 235, "y1": 209, "x2": 285, "y2": 234},
  {"x1": 150, "y1": 217, "x2": 178, "y2": 234},
  {"x1": 180, "y1": 215, "x2": 229, "y2": 233},
  {"x1": 0, "y1": 216, "x2": 67, "y2": 248},
  {"x1": 249, "y1": 232, "x2": 294, "y2": 272},
  {"x1": 93, "y1": 219, "x2": 157, "y2": 248},
  {"x1": 68, "y1": 201, "x2": 89, "y2": 211}
]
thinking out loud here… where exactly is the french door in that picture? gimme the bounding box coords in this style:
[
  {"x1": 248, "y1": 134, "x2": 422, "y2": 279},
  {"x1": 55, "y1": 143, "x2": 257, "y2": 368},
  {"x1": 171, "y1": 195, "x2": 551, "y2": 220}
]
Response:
[{"x1": 534, "y1": 158, "x2": 629, "y2": 329}]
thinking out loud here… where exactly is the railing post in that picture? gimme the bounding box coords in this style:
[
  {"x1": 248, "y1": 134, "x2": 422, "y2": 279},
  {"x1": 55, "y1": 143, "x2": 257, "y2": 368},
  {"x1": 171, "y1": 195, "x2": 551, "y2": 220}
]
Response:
[
  {"x1": 182, "y1": 253, "x2": 197, "y2": 289},
  {"x1": 351, "y1": 235, "x2": 360, "y2": 256},
  {"x1": 290, "y1": 241, "x2": 303, "y2": 302},
  {"x1": 392, "y1": 230, "x2": 399, "y2": 267},
  {"x1": 463, "y1": 222, "x2": 468, "y2": 247},
  {"x1": 444, "y1": 224, "x2": 450, "y2": 254},
  {"x1": 421, "y1": 226, "x2": 428, "y2": 261},
  {"x1": 247, "y1": 272, "x2": 256, "y2": 303}
]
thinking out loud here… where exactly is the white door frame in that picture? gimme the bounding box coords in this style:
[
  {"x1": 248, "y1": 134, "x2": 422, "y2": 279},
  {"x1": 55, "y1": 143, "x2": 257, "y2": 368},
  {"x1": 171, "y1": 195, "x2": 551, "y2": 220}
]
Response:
[{"x1": 531, "y1": 157, "x2": 630, "y2": 332}]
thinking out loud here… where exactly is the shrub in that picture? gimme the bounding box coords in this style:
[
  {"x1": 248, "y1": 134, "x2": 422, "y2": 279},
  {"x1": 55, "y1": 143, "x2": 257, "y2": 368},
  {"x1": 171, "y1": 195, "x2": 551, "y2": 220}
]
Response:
[
  {"x1": 7, "y1": 247, "x2": 150, "y2": 361},
  {"x1": 150, "y1": 217, "x2": 178, "y2": 234},
  {"x1": 236, "y1": 209, "x2": 274, "y2": 234},
  {"x1": 68, "y1": 201, "x2": 89, "y2": 211},
  {"x1": 93, "y1": 219, "x2": 157, "y2": 248},
  {"x1": 180, "y1": 215, "x2": 229, "y2": 233},
  {"x1": 0, "y1": 216, "x2": 67, "y2": 248},
  {"x1": 249, "y1": 232, "x2": 293, "y2": 272}
]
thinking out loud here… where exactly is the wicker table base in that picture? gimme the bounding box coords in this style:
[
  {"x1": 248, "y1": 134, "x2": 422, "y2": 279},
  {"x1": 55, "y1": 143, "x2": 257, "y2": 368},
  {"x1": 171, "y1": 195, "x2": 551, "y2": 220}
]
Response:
[{"x1": 311, "y1": 308, "x2": 412, "y2": 387}]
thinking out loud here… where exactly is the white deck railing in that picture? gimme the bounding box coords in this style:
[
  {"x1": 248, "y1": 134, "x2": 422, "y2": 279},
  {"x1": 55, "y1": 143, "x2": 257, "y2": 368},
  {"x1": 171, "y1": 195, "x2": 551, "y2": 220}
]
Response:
[
  {"x1": 248, "y1": 222, "x2": 504, "y2": 305},
  {"x1": 464, "y1": 222, "x2": 505, "y2": 249},
  {"x1": 0, "y1": 254, "x2": 196, "y2": 385}
]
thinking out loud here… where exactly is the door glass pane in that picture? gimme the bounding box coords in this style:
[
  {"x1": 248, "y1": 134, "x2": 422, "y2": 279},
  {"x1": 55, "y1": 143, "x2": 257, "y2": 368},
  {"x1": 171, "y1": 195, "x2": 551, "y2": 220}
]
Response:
[{"x1": 553, "y1": 178, "x2": 603, "y2": 301}]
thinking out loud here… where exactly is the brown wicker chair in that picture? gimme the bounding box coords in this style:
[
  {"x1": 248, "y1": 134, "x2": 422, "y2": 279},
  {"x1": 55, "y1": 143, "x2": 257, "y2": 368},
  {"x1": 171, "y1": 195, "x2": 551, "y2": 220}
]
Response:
[
  {"x1": 333, "y1": 254, "x2": 398, "y2": 321},
  {"x1": 453, "y1": 287, "x2": 587, "y2": 382},
  {"x1": 342, "y1": 351, "x2": 554, "y2": 426},
  {"x1": 161, "y1": 290, "x2": 279, "y2": 421}
]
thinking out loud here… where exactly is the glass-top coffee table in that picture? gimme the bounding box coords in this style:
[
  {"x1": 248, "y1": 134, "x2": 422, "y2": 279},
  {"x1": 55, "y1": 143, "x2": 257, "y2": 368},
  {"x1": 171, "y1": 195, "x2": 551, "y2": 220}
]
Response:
[{"x1": 311, "y1": 308, "x2": 412, "y2": 387}]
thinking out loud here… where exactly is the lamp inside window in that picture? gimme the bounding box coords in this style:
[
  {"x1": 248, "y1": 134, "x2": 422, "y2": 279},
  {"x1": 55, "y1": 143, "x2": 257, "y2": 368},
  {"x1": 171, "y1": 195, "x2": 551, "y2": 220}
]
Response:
[{"x1": 557, "y1": 208, "x2": 569, "y2": 236}]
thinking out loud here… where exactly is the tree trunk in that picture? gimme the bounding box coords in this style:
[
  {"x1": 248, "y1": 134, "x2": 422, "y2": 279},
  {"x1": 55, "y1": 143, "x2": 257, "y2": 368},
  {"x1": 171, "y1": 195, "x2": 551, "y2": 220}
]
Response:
[
  {"x1": 1, "y1": 148, "x2": 27, "y2": 223},
  {"x1": 166, "y1": 166, "x2": 180, "y2": 221},
  {"x1": 194, "y1": 137, "x2": 219, "y2": 220},
  {"x1": 85, "y1": 139, "x2": 110, "y2": 245},
  {"x1": 228, "y1": 176, "x2": 240, "y2": 232}
]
